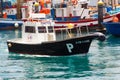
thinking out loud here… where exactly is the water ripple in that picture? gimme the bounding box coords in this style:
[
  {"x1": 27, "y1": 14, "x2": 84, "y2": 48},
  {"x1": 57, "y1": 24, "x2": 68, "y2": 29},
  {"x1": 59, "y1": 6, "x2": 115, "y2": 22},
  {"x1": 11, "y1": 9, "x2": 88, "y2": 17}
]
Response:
[{"x1": 0, "y1": 31, "x2": 120, "y2": 80}]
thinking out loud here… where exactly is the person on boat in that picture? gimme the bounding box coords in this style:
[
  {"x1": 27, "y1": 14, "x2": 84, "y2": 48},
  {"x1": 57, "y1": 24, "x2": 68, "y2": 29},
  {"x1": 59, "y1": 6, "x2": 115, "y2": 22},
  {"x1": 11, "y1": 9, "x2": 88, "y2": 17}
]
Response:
[{"x1": 80, "y1": 0, "x2": 90, "y2": 9}]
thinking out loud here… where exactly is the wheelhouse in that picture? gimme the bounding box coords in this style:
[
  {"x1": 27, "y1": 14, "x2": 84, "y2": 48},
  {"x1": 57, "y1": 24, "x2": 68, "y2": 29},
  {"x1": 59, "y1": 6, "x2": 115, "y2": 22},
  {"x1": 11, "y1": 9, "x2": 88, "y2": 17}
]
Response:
[{"x1": 22, "y1": 21, "x2": 56, "y2": 43}]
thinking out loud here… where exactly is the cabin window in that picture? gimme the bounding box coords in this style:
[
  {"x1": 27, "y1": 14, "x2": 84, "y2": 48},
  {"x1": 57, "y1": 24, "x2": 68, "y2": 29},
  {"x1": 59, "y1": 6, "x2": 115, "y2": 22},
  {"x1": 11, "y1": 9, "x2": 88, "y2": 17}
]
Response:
[
  {"x1": 48, "y1": 26, "x2": 54, "y2": 33},
  {"x1": 25, "y1": 26, "x2": 35, "y2": 33},
  {"x1": 38, "y1": 26, "x2": 47, "y2": 33}
]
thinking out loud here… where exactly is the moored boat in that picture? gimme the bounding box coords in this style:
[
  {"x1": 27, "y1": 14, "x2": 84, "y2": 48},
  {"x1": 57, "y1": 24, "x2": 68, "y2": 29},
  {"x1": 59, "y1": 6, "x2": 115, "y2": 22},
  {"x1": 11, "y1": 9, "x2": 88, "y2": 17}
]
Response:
[
  {"x1": 2, "y1": 0, "x2": 120, "y2": 30},
  {"x1": 20, "y1": 0, "x2": 120, "y2": 30},
  {"x1": 7, "y1": 13, "x2": 106, "y2": 56},
  {"x1": 0, "y1": 0, "x2": 24, "y2": 30},
  {"x1": 50, "y1": 0, "x2": 120, "y2": 29},
  {"x1": 0, "y1": 18, "x2": 23, "y2": 30},
  {"x1": 102, "y1": 22, "x2": 120, "y2": 36}
]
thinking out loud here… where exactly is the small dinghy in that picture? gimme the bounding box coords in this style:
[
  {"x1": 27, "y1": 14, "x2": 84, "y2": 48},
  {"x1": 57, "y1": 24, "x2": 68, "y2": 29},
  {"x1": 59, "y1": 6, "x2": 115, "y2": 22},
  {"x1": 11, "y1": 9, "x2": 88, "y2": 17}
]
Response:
[{"x1": 7, "y1": 13, "x2": 105, "y2": 56}]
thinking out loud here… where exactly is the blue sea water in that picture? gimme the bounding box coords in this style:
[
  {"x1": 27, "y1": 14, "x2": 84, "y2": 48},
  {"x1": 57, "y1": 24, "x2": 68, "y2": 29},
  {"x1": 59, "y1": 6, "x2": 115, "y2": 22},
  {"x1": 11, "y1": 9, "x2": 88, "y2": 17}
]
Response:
[{"x1": 0, "y1": 30, "x2": 120, "y2": 80}]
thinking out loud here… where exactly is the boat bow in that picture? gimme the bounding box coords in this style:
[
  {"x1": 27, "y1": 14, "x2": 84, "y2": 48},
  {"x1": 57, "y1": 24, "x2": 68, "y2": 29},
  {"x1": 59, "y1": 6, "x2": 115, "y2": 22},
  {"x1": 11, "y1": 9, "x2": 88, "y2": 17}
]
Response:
[{"x1": 91, "y1": 32, "x2": 106, "y2": 41}]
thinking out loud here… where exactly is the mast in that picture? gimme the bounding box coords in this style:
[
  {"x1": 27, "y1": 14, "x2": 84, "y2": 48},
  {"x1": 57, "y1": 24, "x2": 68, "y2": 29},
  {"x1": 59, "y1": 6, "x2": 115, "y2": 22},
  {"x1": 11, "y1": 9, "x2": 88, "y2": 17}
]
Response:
[
  {"x1": 0, "y1": 0, "x2": 3, "y2": 18},
  {"x1": 110, "y1": 0, "x2": 118, "y2": 9},
  {"x1": 16, "y1": 0, "x2": 21, "y2": 19}
]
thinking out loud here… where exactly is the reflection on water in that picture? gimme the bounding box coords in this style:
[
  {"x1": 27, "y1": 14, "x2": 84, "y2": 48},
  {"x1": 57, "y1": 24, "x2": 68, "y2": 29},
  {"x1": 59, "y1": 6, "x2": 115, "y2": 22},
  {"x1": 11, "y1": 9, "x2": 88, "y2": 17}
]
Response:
[{"x1": 8, "y1": 54, "x2": 90, "y2": 79}]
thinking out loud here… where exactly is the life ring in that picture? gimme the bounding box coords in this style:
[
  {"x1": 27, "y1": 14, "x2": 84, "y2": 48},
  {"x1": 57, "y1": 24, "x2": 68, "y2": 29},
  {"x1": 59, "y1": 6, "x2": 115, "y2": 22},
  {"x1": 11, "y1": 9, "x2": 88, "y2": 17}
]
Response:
[{"x1": 72, "y1": 0, "x2": 78, "y2": 5}]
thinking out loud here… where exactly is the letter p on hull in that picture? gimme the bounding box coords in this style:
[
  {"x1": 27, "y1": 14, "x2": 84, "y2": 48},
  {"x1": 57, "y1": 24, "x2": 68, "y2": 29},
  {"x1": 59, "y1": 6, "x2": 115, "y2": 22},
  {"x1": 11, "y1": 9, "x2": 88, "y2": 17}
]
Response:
[{"x1": 66, "y1": 43, "x2": 74, "y2": 53}]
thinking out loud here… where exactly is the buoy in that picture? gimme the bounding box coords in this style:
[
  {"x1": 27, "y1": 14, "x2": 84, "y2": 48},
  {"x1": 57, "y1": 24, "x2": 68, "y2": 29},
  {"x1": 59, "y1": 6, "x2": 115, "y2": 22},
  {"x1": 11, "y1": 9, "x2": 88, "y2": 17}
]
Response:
[
  {"x1": 8, "y1": 43, "x2": 12, "y2": 47},
  {"x1": 71, "y1": 0, "x2": 78, "y2": 5},
  {"x1": 112, "y1": 15, "x2": 119, "y2": 22},
  {"x1": 14, "y1": 23, "x2": 19, "y2": 28}
]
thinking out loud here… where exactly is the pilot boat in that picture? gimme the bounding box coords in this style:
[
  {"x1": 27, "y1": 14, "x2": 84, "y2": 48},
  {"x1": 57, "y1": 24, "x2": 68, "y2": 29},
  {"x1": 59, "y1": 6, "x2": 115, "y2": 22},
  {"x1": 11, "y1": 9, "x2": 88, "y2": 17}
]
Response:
[{"x1": 7, "y1": 13, "x2": 105, "y2": 56}]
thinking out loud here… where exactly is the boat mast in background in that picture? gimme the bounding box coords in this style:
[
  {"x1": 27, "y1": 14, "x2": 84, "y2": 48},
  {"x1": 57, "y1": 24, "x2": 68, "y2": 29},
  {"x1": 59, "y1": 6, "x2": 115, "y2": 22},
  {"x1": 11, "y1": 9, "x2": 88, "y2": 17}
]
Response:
[
  {"x1": 104, "y1": 0, "x2": 119, "y2": 9},
  {"x1": 0, "y1": 0, "x2": 3, "y2": 18},
  {"x1": 16, "y1": 0, "x2": 21, "y2": 19}
]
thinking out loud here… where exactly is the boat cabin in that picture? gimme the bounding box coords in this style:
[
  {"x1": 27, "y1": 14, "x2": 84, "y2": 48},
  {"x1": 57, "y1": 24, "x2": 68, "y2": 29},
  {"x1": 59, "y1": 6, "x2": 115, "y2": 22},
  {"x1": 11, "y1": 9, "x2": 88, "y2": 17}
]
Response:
[{"x1": 22, "y1": 18, "x2": 56, "y2": 43}]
